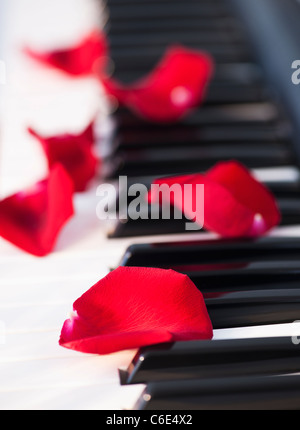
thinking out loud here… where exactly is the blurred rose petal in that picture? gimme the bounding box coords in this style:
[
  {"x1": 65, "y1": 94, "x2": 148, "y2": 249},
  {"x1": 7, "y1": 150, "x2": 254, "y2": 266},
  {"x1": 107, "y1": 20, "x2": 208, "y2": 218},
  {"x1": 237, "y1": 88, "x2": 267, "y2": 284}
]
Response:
[
  {"x1": 24, "y1": 30, "x2": 108, "y2": 76},
  {"x1": 102, "y1": 46, "x2": 214, "y2": 123},
  {"x1": 28, "y1": 122, "x2": 98, "y2": 192},
  {"x1": 148, "y1": 161, "x2": 281, "y2": 238},
  {"x1": 0, "y1": 165, "x2": 74, "y2": 256}
]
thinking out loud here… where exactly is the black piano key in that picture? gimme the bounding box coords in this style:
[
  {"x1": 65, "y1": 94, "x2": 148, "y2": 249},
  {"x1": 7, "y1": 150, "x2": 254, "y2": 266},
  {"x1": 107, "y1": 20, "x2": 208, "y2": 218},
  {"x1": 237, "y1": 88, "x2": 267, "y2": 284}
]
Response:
[
  {"x1": 278, "y1": 198, "x2": 300, "y2": 224},
  {"x1": 104, "y1": 113, "x2": 293, "y2": 178},
  {"x1": 108, "y1": 0, "x2": 224, "y2": 6},
  {"x1": 104, "y1": 0, "x2": 298, "y2": 187},
  {"x1": 110, "y1": 42, "x2": 249, "y2": 59},
  {"x1": 184, "y1": 262, "x2": 300, "y2": 291},
  {"x1": 104, "y1": 144, "x2": 293, "y2": 179},
  {"x1": 108, "y1": 11, "x2": 253, "y2": 68},
  {"x1": 118, "y1": 239, "x2": 300, "y2": 327},
  {"x1": 109, "y1": 0, "x2": 224, "y2": 4},
  {"x1": 206, "y1": 288, "x2": 300, "y2": 329},
  {"x1": 108, "y1": 141, "x2": 291, "y2": 162},
  {"x1": 116, "y1": 62, "x2": 264, "y2": 86},
  {"x1": 104, "y1": 0, "x2": 300, "y2": 411},
  {"x1": 120, "y1": 237, "x2": 300, "y2": 268},
  {"x1": 134, "y1": 374, "x2": 300, "y2": 410},
  {"x1": 112, "y1": 122, "x2": 289, "y2": 149},
  {"x1": 108, "y1": 29, "x2": 244, "y2": 49},
  {"x1": 120, "y1": 337, "x2": 300, "y2": 385},
  {"x1": 106, "y1": 4, "x2": 247, "y2": 60},
  {"x1": 107, "y1": 11, "x2": 253, "y2": 66},
  {"x1": 108, "y1": 176, "x2": 300, "y2": 220},
  {"x1": 115, "y1": 103, "x2": 282, "y2": 130},
  {"x1": 117, "y1": 122, "x2": 290, "y2": 145},
  {"x1": 231, "y1": 0, "x2": 300, "y2": 169},
  {"x1": 111, "y1": 63, "x2": 258, "y2": 103},
  {"x1": 122, "y1": 253, "x2": 300, "y2": 294},
  {"x1": 108, "y1": 0, "x2": 225, "y2": 3},
  {"x1": 108, "y1": 214, "x2": 193, "y2": 238},
  {"x1": 105, "y1": 0, "x2": 300, "y2": 245},
  {"x1": 264, "y1": 179, "x2": 300, "y2": 198},
  {"x1": 107, "y1": 194, "x2": 300, "y2": 238},
  {"x1": 204, "y1": 82, "x2": 268, "y2": 104},
  {"x1": 109, "y1": 106, "x2": 291, "y2": 163},
  {"x1": 109, "y1": 176, "x2": 300, "y2": 212},
  {"x1": 107, "y1": 2, "x2": 230, "y2": 21},
  {"x1": 109, "y1": 176, "x2": 300, "y2": 211},
  {"x1": 109, "y1": 45, "x2": 251, "y2": 70},
  {"x1": 108, "y1": 24, "x2": 249, "y2": 67},
  {"x1": 106, "y1": 11, "x2": 239, "y2": 32}
]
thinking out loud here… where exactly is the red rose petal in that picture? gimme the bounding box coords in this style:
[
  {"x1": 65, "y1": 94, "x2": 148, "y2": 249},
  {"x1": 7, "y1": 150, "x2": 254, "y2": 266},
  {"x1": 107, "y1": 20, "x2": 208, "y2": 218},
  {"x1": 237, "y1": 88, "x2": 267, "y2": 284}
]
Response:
[
  {"x1": 24, "y1": 30, "x2": 108, "y2": 76},
  {"x1": 102, "y1": 46, "x2": 214, "y2": 123},
  {"x1": 0, "y1": 164, "x2": 74, "y2": 256},
  {"x1": 59, "y1": 266, "x2": 213, "y2": 354},
  {"x1": 60, "y1": 328, "x2": 173, "y2": 355},
  {"x1": 205, "y1": 161, "x2": 281, "y2": 235},
  {"x1": 28, "y1": 122, "x2": 98, "y2": 192},
  {"x1": 148, "y1": 161, "x2": 281, "y2": 238}
]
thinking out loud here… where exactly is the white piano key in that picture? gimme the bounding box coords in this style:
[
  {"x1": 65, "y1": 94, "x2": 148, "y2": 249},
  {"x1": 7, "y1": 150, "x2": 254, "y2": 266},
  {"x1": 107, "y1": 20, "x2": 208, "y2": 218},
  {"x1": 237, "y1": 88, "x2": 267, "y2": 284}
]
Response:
[
  {"x1": 0, "y1": 345, "x2": 143, "y2": 410},
  {"x1": 0, "y1": 252, "x2": 108, "y2": 284},
  {"x1": 0, "y1": 330, "x2": 69, "y2": 362},
  {"x1": 213, "y1": 322, "x2": 300, "y2": 340},
  {"x1": 252, "y1": 166, "x2": 300, "y2": 183},
  {"x1": 0, "y1": 303, "x2": 71, "y2": 332},
  {"x1": 0, "y1": 350, "x2": 137, "y2": 392},
  {"x1": 0, "y1": 277, "x2": 100, "y2": 305},
  {"x1": 0, "y1": 382, "x2": 145, "y2": 411}
]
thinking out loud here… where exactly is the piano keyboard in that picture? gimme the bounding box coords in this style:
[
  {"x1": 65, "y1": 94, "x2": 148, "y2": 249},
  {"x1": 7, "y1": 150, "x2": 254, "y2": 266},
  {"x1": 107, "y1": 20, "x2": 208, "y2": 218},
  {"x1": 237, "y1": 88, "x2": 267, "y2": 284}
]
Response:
[
  {"x1": 104, "y1": 0, "x2": 293, "y2": 178},
  {"x1": 103, "y1": 0, "x2": 300, "y2": 241},
  {"x1": 1, "y1": 0, "x2": 300, "y2": 411}
]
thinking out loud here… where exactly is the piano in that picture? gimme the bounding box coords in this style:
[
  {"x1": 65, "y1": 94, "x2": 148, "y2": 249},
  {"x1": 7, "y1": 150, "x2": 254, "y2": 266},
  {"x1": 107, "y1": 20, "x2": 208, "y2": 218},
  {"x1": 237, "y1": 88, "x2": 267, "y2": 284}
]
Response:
[{"x1": 1, "y1": 0, "x2": 300, "y2": 410}]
